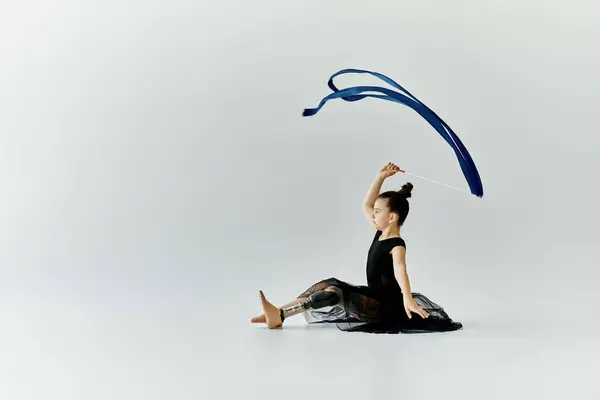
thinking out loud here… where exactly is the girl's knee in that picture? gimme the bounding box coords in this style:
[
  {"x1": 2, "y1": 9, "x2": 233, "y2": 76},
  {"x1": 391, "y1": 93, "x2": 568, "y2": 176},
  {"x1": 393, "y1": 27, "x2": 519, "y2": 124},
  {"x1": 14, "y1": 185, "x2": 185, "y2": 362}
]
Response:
[
  {"x1": 322, "y1": 278, "x2": 342, "y2": 288},
  {"x1": 323, "y1": 285, "x2": 342, "y2": 295},
  {"x1": 298, "y1": 278, "x2": 343, "y2": 298},
  {"x1": 308, "y1": 287, "x2": 342, "y2": 309}
]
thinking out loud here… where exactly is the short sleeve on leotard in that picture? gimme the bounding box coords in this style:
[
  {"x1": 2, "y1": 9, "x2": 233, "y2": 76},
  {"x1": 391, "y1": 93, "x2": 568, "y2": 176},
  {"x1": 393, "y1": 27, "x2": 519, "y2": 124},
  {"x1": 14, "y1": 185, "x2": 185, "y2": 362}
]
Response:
[{"x1": 390, "y1": 238, "x2": 406, "y2": 250}]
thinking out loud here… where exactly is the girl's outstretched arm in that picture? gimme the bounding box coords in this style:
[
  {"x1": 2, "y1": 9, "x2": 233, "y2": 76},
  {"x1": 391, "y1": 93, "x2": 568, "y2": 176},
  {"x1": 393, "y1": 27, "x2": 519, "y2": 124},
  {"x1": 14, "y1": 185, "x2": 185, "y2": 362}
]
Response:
[
  {"x1": 363, "y1": 175, "x2": 384, "y2": 230},
  {"x1": 363, "y1": 175, "x2": 385, "y2": 208},
  {"x1": 392, "y1": 246, "x2": 429, "y2": 319},
  {"x1": 391, "y1": 246, "x2": 412, "y2": 295}
]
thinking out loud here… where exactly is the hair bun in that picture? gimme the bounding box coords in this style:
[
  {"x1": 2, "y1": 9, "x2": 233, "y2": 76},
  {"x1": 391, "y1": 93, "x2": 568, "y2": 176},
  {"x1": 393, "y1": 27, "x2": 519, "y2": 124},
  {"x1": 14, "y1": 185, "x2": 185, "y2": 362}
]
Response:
[{"x1": 397, "y1": 182, "x2": 413, "y2": 198}]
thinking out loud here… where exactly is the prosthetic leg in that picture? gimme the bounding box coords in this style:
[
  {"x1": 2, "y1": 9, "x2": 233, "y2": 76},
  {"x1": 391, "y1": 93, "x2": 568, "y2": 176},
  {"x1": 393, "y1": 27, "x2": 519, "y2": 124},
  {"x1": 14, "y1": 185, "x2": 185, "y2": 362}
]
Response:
[{"x1": 279, "y1": 286, "x2": 342, "y2": 322}]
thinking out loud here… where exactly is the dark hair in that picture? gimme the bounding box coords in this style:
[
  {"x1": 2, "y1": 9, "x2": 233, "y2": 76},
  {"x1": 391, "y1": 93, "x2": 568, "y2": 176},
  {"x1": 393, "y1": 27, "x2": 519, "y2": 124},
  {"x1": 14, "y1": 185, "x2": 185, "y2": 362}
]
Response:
[{"x1": 377, "y1": 182, "x2": 413, "y2": 227}]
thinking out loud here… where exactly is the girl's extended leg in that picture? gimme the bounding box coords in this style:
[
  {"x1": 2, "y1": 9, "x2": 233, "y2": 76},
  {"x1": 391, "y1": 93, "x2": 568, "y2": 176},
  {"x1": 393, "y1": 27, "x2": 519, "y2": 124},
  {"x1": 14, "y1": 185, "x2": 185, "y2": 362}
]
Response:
[
  {"x1": 251, "y1": 278, "x2": 344, "y2": 324},
  {"x1": 258, "y1": 287, "x2": 342, "y2": 329}
]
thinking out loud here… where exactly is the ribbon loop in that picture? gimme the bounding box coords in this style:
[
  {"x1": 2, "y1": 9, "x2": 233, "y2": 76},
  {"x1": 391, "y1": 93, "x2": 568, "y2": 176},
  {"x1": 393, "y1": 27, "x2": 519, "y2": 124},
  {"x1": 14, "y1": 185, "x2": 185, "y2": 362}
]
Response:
[{"x1": 303, "y1": 69, "x2": 483, "y2": 198}]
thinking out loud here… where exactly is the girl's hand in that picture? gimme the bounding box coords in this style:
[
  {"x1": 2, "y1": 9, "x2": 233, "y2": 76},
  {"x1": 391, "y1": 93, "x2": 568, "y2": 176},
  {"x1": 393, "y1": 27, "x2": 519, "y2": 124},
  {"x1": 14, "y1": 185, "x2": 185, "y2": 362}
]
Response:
[
  {"x1": 404, "y1": 296, "x2": 429, "y2": 319},
  {"x1": 378, "y1": 162, "x2": 402, "y2": 180}
]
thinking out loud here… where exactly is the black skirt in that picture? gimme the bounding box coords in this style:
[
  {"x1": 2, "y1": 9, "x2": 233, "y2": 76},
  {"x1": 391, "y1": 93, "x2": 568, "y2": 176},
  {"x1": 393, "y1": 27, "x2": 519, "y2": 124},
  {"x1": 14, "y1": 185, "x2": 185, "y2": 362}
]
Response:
[{"x1": 297, "y1": 277, "x2": 463, "y2": 334}]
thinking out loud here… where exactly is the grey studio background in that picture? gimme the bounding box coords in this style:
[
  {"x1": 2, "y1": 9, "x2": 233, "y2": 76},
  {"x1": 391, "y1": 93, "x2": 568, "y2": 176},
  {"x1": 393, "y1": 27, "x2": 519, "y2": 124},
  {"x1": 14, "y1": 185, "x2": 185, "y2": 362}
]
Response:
[{"x1": 1, "y1": 0, "x2": 599, "y2": 399}]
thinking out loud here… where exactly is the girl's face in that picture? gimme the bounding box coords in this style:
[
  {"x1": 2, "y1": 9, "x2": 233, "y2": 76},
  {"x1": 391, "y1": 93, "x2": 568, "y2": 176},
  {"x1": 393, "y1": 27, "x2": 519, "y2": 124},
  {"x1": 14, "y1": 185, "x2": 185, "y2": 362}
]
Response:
[{"x1": 372, "y1": 198, "x2": 393, "y2": 230}]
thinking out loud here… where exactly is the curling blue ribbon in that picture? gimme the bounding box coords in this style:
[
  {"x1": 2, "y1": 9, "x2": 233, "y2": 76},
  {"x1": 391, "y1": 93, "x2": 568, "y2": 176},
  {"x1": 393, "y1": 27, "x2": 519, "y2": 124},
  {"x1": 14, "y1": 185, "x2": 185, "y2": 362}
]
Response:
[{"x1": 303, "y1": 69, "x2": 484, "y2": 198}]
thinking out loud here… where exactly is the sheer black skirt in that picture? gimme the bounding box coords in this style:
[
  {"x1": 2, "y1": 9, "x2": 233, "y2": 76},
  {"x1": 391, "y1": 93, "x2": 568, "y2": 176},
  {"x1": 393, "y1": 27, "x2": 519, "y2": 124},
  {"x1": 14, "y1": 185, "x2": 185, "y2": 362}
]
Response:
[{"x1": 297, "y1": 277, "x2": 463, "y2": 334}]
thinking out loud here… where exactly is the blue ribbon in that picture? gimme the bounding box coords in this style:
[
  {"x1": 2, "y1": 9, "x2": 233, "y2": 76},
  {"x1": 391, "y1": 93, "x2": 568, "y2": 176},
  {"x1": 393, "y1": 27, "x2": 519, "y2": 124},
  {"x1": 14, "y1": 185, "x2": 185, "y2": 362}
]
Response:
[{"x1": 302, "y1": 68, "x2": 483, "y2": 198}]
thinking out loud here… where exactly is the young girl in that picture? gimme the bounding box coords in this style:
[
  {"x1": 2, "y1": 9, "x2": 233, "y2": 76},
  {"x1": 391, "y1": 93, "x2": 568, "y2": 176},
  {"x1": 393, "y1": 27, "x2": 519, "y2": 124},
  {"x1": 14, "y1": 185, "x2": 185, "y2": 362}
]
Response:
[{"x1": 251, "y1": 162, "x2": 463, "y2": 334}]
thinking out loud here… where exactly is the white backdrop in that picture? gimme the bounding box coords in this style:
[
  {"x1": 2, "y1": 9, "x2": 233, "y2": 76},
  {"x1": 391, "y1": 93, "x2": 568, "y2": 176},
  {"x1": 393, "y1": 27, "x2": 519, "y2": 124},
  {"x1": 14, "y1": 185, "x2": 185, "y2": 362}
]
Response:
[{"x1": 1, "y1": 1, "x2": 599, "y2": 399}]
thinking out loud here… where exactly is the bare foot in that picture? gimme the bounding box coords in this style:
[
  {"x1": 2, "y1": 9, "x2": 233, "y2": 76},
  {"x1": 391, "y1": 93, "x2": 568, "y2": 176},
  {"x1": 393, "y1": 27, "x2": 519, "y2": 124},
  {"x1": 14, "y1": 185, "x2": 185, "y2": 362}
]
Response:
[
  {"x1": 250, "y1": 314, "x2": 266, "y2": 324},
  {"x1": 259, "y1": 290, "x2": 283, "y2": 329}
]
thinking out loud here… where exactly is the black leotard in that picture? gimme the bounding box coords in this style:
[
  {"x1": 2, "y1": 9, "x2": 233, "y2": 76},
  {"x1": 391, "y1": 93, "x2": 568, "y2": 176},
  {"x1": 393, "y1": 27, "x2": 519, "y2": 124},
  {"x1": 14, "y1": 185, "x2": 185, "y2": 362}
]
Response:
[{"x1": 297, "y1": 230, "x2": 463, "y2": 334}]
